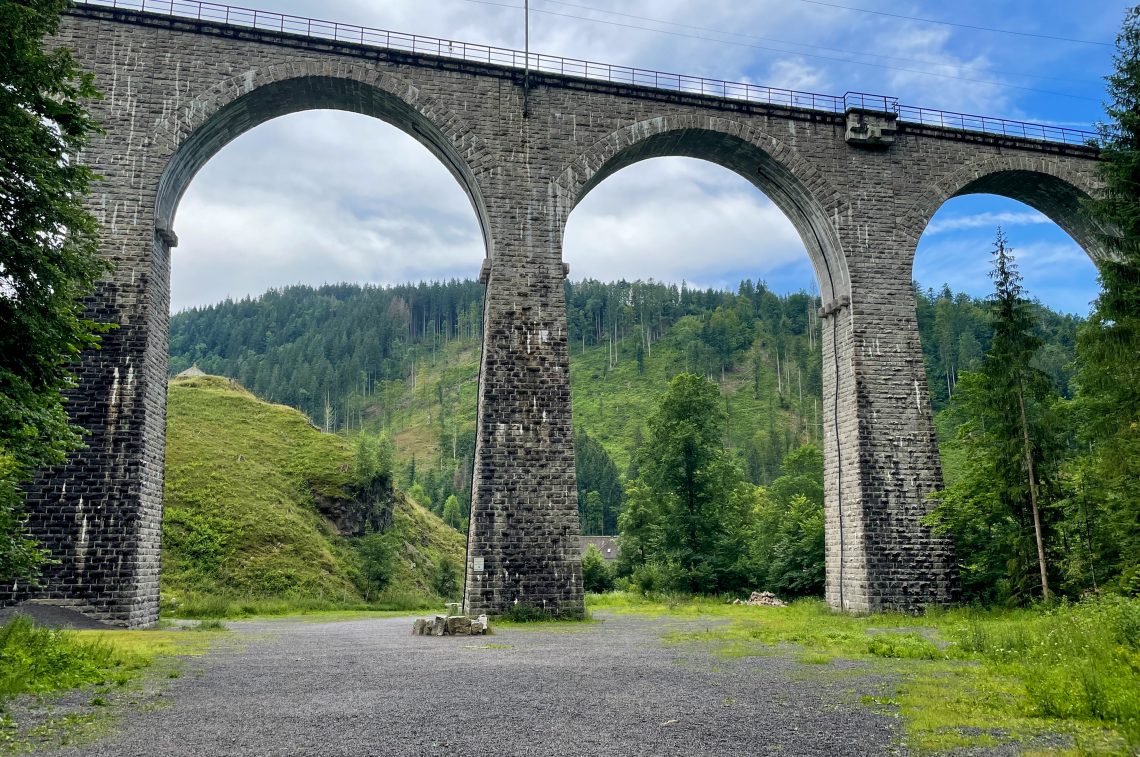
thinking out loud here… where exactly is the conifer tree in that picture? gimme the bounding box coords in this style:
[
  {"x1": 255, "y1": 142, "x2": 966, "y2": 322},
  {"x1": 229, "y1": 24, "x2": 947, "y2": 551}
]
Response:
[
  {"x1": 931, "y1": 232, "x2": 1063, "y2": 602},
  {"x1": 1075, "y1": 4, "x2": 1140, "y2": 591}
]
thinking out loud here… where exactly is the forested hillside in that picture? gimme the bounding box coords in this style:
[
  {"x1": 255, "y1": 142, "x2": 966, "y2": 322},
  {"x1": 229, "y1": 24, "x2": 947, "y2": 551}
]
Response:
[
  {"x1": 915, "y1": 284, "x2": 1082, "y2": 411},
  {"x1": 169, "y1": 278, "x2": 1081, "y2": 535}
]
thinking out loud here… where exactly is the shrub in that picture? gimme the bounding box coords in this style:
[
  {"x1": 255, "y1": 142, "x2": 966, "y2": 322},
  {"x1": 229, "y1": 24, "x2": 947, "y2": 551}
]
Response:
[
  {"x1": 434, "y1": 554, "x2": 461, "y2": 599},
  {"x1": 581, "y1": 545, "x2": 613, "y2": 593},
  {"x1": 350, "y1": 531, "x2": 397, "y2": 599},
  {"x1": 504, "y1": 604, "x2": 555, "y2": 623},
  {"x1": 631, "y1": 562, "x2": 666, "y2": 594}
]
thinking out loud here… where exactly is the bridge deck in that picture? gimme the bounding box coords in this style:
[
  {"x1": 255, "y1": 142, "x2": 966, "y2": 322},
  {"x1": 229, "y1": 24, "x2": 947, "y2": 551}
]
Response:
[{"x1": 74, "y1": 0, "x2": 1098, "y2": 151}]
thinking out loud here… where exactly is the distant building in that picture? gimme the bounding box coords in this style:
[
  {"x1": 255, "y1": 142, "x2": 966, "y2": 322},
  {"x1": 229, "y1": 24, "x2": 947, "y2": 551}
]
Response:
[
  {"x1": 580, "y1": 535, "x2": 619, "y2": 562},
  {"x1": 175, "y1": 364, "x2": 206, "y2": 378}
]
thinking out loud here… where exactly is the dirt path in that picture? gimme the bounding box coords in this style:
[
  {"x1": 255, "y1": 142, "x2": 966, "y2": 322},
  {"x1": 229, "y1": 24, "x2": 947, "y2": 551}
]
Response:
[{"x1": 36, "y1": 612, "x2": 904, "y2": 756}]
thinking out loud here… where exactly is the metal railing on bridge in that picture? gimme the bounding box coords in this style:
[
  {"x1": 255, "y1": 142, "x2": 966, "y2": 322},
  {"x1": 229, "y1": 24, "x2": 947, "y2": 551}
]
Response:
[{"x1": 77, "y1": 0, "x2": 1099, "y2": 148}]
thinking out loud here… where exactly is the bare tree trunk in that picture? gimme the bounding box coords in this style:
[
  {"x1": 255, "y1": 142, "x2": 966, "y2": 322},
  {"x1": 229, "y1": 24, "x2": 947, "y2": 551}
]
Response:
[{"x1": 1018, "y1": 381, "x2": 1050, "y2": 601}]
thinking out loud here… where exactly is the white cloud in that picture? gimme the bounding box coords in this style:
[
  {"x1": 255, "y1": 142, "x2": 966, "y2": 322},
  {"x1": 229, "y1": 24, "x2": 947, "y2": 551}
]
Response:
[
  {"x1": 925, "y1": 210, "x2": 1054, "y2": 235},
  {"x1": 171, "y1": 112, "x2": 483, "y2": 311},
  {"x1": 765, "y1": 58, "x2": 830, "y2": 93},
  {"x1": 564, "y1": 158, "x2": 811, "y2": 286}
]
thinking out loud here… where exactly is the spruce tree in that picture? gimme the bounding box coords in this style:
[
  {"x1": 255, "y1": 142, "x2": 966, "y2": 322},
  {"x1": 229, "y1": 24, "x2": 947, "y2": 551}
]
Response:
[{"x1": 931, "y1": 231, "x2": 1063, "y2": 602}]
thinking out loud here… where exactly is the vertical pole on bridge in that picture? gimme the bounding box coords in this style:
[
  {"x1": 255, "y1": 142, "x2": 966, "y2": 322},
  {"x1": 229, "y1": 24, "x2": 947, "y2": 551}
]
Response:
[{"x1": 523, "y1": 0, "x2": 530, "y2": 118}]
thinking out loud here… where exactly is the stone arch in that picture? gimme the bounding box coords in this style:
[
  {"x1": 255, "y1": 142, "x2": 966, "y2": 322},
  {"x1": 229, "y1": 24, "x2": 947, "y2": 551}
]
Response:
[
  {"x1": 901, "y1": 153, "x2": 1110, "y2": 266},
  {"x1": 151, "y1": 60, "x2": 493, "y2": 255},
  {"x1": 552, "y1": 114, "x2": 850, "y2": 304}
]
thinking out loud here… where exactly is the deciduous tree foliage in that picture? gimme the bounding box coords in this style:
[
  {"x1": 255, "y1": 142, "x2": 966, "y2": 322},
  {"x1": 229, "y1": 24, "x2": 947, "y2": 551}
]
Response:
[
  {"x1": 580, "y1": 544, "x2": 613, "y2": 593},
  {"x1": 441, "y1": 494, "x2": 462, "y2": 531},
  {"x1": 745, "y1": 444, "x2": 826, "y2": 597},
  {"x1": 1, "y1": 0, "x2": 109, "y2": 583},
  {"x1": 618, "y1": 373, "x2": 753, "y2": 593}
]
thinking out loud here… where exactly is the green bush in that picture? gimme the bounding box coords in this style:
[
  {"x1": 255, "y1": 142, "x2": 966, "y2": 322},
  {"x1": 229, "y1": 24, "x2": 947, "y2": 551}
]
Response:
[
  {"x1": 631, "y1": 562, "x2": 666, "y2": 594},
  {"x1": 353, "y1": 532, "x2": 396, "y2": 595},
  {"x1": 503, "y1": 604, "x2": 555, "y2": 623},
  {"x1": 433, "y1": 554, "x2": 461, "y2": 599},
  {"x1": 581, "y1": 545, "x2": 614, "y2": 593}
]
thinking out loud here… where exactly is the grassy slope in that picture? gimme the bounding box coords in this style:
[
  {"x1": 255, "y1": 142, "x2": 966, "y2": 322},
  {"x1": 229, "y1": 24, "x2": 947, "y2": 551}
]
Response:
[
  {"x1": 162, "y1": 375, "x2": 463, "y2": 613},
  {"x1": 382, "y1": 330, "x2": 803, "y2": 475},
  {"x1": 385, "y1": 344, "x2": 481, "y2": 466},
  {"x1": 568, "y1": 332, "x2": 797, "y2": 473}
]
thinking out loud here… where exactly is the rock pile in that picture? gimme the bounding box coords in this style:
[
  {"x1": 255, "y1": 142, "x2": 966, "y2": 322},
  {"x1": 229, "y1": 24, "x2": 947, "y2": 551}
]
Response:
[
  {"x1": 732, "y1": 591, "x2": 787, "y2": 607},
  {"x1": 411, "y1": 613, "x2": 490, "y2": 636}
]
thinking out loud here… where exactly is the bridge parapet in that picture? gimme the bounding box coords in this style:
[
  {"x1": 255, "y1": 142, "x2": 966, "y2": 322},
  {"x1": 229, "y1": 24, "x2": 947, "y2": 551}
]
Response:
[{"x1": 75, "y1": 0, "x2": 1097, "y2": 149}]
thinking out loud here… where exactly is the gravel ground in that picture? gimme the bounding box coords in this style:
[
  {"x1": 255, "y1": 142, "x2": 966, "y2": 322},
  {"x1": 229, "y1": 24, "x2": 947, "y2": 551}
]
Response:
[
  {"x1": 34, "y1": 612, "x2": 905, "y2": 756},
  {"x1": 0, "y1": 603, "x2": 112, "y2": 630}
]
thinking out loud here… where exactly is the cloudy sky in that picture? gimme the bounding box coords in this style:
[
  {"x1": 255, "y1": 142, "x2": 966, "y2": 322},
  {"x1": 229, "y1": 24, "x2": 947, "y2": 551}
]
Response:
[{"x1": 149, "y1": 0, "x2": 1121, "y2": 314}]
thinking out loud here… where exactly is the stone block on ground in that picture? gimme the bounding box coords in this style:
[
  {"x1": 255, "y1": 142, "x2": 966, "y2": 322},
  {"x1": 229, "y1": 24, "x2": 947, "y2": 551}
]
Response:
[
  {"x1": 732, "y1": 591, "x2": 787, "y2": 607},
  {"x1": 412, "y1": 612, "x2": 490, "y2": 636}
]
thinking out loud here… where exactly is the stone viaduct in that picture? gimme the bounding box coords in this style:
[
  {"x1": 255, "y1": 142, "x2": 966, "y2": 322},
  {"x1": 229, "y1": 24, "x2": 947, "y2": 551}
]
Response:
[{"x1": 5, "y1": 2, "x2": 1105, "y2": 627}]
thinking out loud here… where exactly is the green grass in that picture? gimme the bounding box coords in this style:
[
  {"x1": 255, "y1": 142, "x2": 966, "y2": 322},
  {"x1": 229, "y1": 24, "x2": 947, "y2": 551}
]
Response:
[
  {"x1": 587, "y1": 592, "x2": 1139, "y2": 754},
  {"x1": 167, "y1": 592, "x2": 439, "y2": 619},
  {"x1": 162, "y1": 375, "x2": 465, "y2": 618},
  {"x1": 0, "y1": 616, "x2": 134, "y2": 709},
  {"x1": 163, "y1": 375, "x2": 360, "y2": 603},
  {"x1": 0, "y1": 615, "x2": 229, "y2": 751},
  {"x1": 566, "y1": 329, "x2": 796, "y2": 472}
]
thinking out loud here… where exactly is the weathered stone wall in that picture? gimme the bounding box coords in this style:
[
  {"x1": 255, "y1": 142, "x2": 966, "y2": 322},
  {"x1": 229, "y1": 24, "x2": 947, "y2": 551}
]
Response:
[{"x1": 4, "y1": 4, "x2": 1100, "y2": 626}]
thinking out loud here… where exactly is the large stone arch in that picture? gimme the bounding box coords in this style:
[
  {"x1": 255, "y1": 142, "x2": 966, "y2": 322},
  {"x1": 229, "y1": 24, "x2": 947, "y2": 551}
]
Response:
[
  {"x1": 549, "y1": 115, "x2": 873, "y2": 611},
  {"x1": 551, "y1": 114, "x2": 851, "y2": 304},
  {"x1": 150, "y1": 60, "x2": 494, "y2": 256},
  {"x1": 900, "y1": 154, "x2": 1109, "y2": 265}
]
